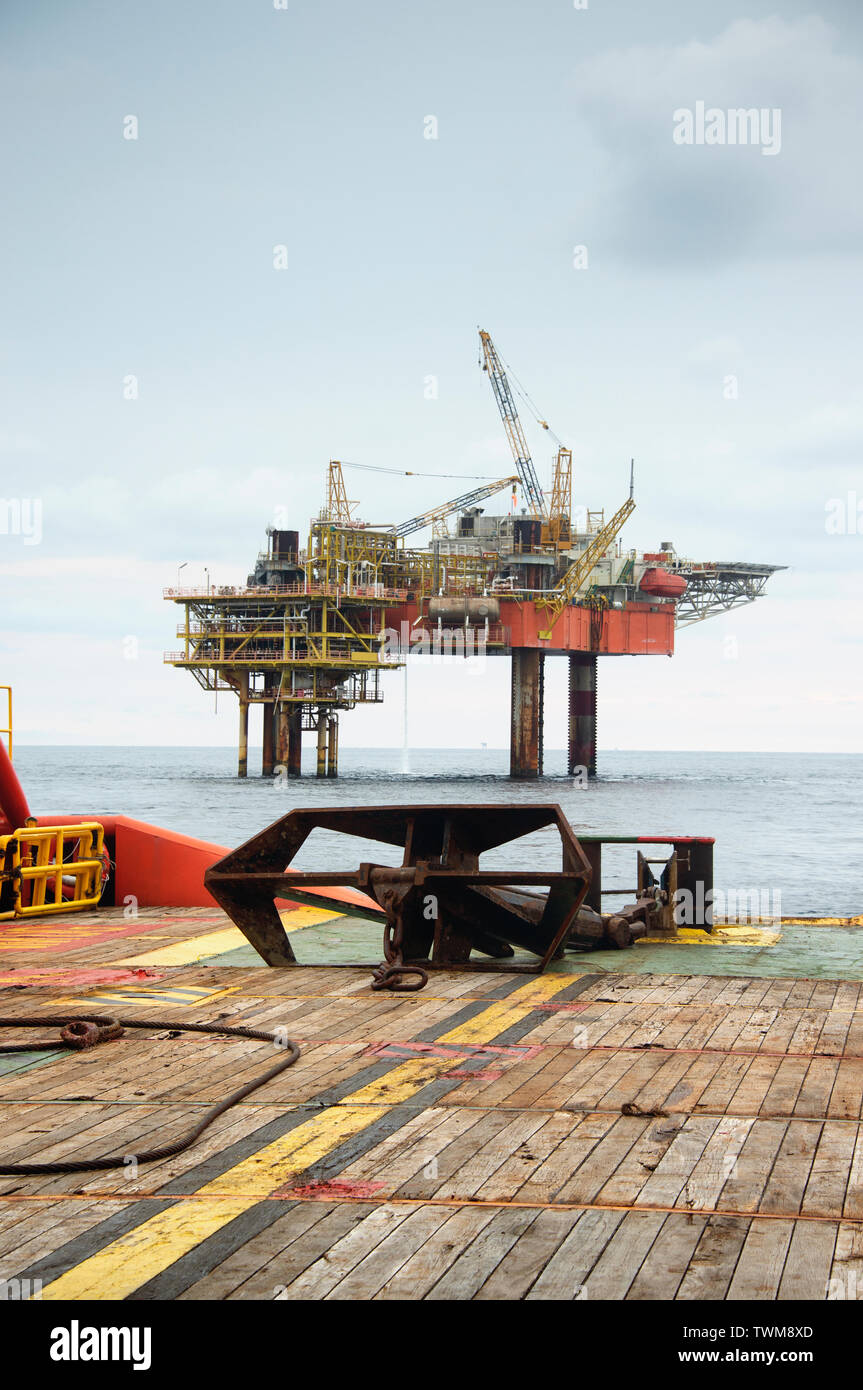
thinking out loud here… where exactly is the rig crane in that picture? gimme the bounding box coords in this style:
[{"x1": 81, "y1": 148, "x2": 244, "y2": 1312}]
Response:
[
  {"x1": 539, "y1": 461, "x2": 636, "y2": 629},
  {"x1": 478, "y1": 330, "x2": 548, "y2": 520},
  {"x1": 479, "y1": 329, "x2": 573, "y2": 546},
  {"x1": 393, "y1": 475, "x2": 520, "y2": 538}
]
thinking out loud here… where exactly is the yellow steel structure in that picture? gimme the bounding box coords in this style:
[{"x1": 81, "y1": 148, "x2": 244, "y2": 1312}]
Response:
[
  {"x1": 546, "y1": 446, "x2": 572, "y2": 548},
  {"x1": 164, "y1": 517, "x2": 417, "y2": 777},
  {"x1": 537, "y1": 494, "x2": 637, "y2": 632},
  {"x1": 326, "y1": 461, "x2": 358, "y2": 524},
  {"x1": 0, "y1": 822, "x2": 105, "y2": 920}
]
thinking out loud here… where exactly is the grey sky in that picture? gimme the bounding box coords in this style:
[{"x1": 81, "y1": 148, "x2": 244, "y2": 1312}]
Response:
[{"x1": 1, "y1": 1, "x2": 860, "y2": 751}]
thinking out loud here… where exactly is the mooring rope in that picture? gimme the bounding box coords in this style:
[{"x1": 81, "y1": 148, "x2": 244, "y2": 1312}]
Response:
[{"x1": 0, "y1": 1014, "x2": 300, "y2": 1175}]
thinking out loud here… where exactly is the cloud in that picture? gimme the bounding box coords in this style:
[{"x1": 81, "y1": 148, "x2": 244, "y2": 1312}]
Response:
[
  {"x1": 570, "y1": 16, "x2": 863, "y2": 266},
  {"x1": 687, "y1": 335, "x2": 745, "y2": 365}
]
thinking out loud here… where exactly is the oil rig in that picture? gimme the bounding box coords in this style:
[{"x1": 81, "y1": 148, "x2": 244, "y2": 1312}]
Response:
[{"x1": 164, "y1": 330, "x2": 784, "y2": 779}]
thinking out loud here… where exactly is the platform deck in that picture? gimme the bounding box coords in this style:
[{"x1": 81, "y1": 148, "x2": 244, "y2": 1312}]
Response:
[{"x1": 1, "y1": 906, "x2": 862, "y2": 1300}]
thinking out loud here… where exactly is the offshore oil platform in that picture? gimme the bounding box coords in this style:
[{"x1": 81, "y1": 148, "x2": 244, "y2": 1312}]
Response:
[{"x1": 164, "y1": 330, "x2": 784, "y2": 779}]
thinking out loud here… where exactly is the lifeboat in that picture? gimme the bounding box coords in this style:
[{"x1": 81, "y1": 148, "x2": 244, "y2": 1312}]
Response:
[{"x1": 639, "y1": 567, "x2": 688, "y2": 598}]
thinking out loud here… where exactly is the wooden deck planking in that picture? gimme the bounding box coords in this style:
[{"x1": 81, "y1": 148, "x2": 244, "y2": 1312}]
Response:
[{"x1": 2, "y1": 907, "x2": 863, "y2": 1298}]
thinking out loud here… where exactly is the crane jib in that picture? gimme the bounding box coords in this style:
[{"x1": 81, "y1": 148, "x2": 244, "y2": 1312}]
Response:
[{"x1": 479, "y1": 330, "x2": 548, "y2": 520}]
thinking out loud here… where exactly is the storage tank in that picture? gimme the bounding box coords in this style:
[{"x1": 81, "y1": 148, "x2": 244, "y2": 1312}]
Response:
[{"x1": 428, "y1": 597, "x2": 500, "y2": 625}]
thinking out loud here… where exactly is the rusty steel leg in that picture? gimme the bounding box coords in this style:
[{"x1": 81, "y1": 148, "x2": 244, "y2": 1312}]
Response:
[
  {"x1": 276, "y1": 704, "x2": 289, "y2": 767},
  {"x1": 287, "y1": 709, "x2": 302, "y2": 778},
  {"x1": 262, "y1": 702, "x2": 275, "y2": 777},
  {"x1": 316, "y1": 713, "x2": 328, "y2": 778},
  {"x1": 327, "y1": 716, "x2": 338, "y2": 778},
  {"x1": 568, "y1": 653, "x2": 597, "y2": 778},
  {"x1": 510, "y1": 649, "x2": 544, "y2": 779},
  {"x1": 237, "y1": 672, "x2": 249, "y2": 779}
]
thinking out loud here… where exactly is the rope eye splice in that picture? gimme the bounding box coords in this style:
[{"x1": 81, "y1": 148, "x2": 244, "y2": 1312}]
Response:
[
  {"x1": 59, "y1": 1018, "x2": 123, "y2": 1049},
  {"x1": 0, "y1": 1014, "x2": 301, "y2": 1176}
]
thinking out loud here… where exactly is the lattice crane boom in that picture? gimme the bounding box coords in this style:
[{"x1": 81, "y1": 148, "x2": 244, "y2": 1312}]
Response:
[
  {"x1": 393, "y1": 475, "x2": 520, "y2": 538},
  {"x1": 541, "y1": 485, "x2": 636, "y2": 625},
  {"x1": 478, "y1": 330, "x2": 548, "y2": 519},
  {"x1": 326, "y1": 461, "x2": 357, "y2": 524}
]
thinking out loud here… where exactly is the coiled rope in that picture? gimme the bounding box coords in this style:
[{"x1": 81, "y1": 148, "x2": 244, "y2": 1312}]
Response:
[{"x1": 0, "y1": 1014, "x2": 300, "y2": 1175}]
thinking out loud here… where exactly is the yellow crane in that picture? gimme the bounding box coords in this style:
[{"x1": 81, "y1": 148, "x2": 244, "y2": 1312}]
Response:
[
  {"x1": 325, "y1": 461, "x2": 358, "y2": 524},
  {"x1": 547, "y1": 447, "x2": 572, "y2": 548},
  {"x1": 537, "y1": 463, "x2": 636, "y2": 633}
]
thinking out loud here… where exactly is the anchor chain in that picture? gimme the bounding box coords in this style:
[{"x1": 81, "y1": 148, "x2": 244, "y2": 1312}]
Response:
[{"x1": 371, "y1": 891, "x2": 429, "y2": 993}]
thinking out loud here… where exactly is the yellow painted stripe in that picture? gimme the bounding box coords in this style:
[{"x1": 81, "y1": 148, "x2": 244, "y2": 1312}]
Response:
[
  {"x1": 119, "y1": 927, "x2": 246, "y2": 966},
  {"x1": 83, "y1": 987, "x2": 241, "y2": 1008},
  {"x1": 640, "y1": 926, "x2": 782, "y2": 947},
  {"x1": 38, "y1": 972, "x2": 578, "y2": 1300},
  {"x1": 40, "y1": 1198, "x2": 252, "y2": 1300},
  {"x1": 437, "y1": 970, "x2": 573, "y2": 1045},
  {"x1": 119, "y1": 906, "x2": 343, "y2": 967}
]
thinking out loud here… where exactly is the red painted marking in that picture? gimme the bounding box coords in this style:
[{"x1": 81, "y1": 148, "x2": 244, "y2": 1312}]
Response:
[
  {"x1": 363, "y1": 1040, "x2": 542, "y2": 1062},
  {"x1": 276, "y1": 1179, "x2": 386, "y2": 1200},
  {"x1": 0, "y1": 918, "x2": 180, "y2": 952},
  {"x1": 0, "y1": 967, "x2": 165, "y2": 989}
]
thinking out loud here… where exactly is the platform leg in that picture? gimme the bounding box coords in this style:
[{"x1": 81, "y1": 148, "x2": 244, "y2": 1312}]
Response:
[
  {"x1": 262, "y1": 702, "x2": 275, "y2": 777},
  {"x1": 316, "y1": 713, "x2": 328, "y2": 778},
  {"x1": 568, "y1": 653, "x2": 597, "y2": 778},
  {"x1": 288, "y1": 709, "x2": 302, "y2": 778},
  {"x1": 327, "y1": 716, "x2": 338, "y2": 778},
  {"x1": 510, "y1": 649, "x2": 544, "y2": 778},
  {"x1": 237, "y1": 672, "x2": 249, "y2": 779},
  {"x1": 276, "y1": 704, "x2": 289, "y2": 766}
]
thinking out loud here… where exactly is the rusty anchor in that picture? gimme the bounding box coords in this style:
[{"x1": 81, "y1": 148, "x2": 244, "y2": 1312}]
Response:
[
  {"x1": 205, "y1": 804, "x2": 600, "y2": 983},
  {"x1": 204, "y1": 807, "x2": 710, "y2": 988}
]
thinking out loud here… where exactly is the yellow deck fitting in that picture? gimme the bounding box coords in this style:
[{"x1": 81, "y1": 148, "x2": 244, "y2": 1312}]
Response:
[{"x1": 0, "y1": 822, "x2": 105, "y2": 920}]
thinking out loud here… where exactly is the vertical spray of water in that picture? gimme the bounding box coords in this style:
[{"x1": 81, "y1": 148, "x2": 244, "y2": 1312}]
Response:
[{"x1": 400, "y1": 659, "x2": 410, "y2": 774}]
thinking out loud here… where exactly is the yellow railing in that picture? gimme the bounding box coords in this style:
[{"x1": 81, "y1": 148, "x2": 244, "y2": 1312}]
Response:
[{"x1": 0, "y1": 823, "x2": 105, "y2": 920}]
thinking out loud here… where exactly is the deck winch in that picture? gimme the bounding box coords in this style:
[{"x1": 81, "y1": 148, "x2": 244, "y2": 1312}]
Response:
[{"x1": 205, "y1": 806, "x2": 714, "y2": 988}]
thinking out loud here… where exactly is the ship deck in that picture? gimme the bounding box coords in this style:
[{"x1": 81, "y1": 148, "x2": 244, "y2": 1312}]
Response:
[{"x1": 2, "y1": 904, "x2": 863, "y2": 1301}]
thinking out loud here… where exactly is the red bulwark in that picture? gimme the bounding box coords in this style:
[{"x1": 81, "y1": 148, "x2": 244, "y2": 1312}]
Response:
[
  {"x1": 7, "y1": 815, "x2": 381, "y2": 925},
  {"x1": 112, "y1": 817, "x2": 227, "y2": 908}
]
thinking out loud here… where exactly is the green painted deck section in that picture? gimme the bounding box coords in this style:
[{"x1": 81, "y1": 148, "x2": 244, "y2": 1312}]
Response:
[
  {"x1": 197, "y1": 918, "x2": 863, "y2": 981},
  {"x1": 0, "y1": 1049, "x2": 65, "y2": 1077},
  {"x1": 553, "y1": 925, "x2": 863, "y2": 980}
]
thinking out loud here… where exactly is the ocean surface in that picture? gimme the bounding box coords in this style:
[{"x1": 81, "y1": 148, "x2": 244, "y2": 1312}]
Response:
[{"x1": 12, "y1": 747, "x2": 863, "y2": 918}]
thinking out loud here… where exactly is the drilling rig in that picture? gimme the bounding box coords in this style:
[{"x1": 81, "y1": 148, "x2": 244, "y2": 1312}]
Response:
[{"x1": 164, "y1": 332, "x2": 784, "y2": 780}]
